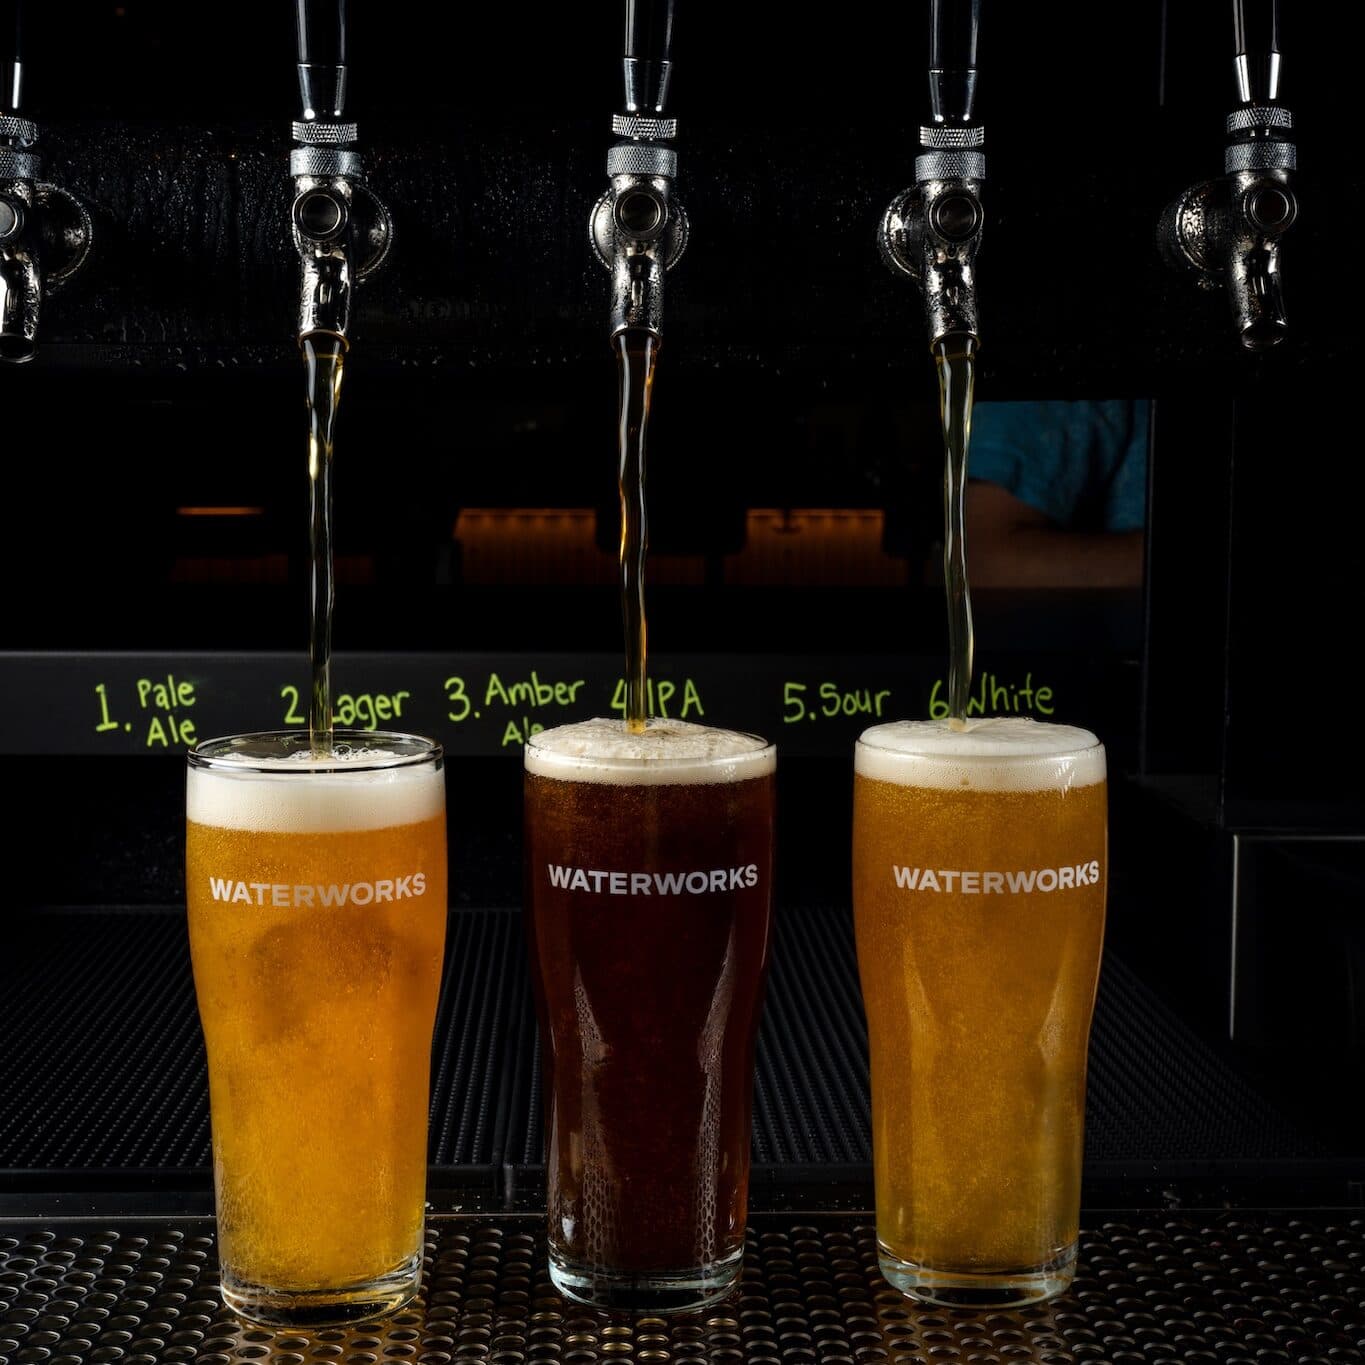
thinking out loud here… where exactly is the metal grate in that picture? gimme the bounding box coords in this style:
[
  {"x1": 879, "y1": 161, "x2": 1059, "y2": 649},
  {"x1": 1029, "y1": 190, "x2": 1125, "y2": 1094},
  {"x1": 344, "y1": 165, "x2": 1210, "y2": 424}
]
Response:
[
  {"x1": 1, "y1": 1212, "x2": 1363, "y2": 1364},
  {"x1": 0, "y1": 906, "x2": 1325, "y2": 1178}
]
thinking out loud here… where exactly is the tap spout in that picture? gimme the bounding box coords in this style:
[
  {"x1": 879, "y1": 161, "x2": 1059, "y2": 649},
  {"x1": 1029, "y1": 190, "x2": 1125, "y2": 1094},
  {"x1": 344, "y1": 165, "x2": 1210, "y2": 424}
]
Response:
[
  {"x1": 592, "y1": 166, "x2": 686, "y2": 339},
  {"x1": 0, "y1": 169, "x2": 36, "y2": 360},
  {"x1": 1225, "y1": 168, "x2": 1293, "y2": 350},
  {"x1": 292, "y1": 172, "x2": 356, "y2": 343},
  {"x1": 881, "y1": 170, "x2": 984, "y2": 349},
  {"x1": 0, "y1": 233, "x2": 38, "y2": 362}
]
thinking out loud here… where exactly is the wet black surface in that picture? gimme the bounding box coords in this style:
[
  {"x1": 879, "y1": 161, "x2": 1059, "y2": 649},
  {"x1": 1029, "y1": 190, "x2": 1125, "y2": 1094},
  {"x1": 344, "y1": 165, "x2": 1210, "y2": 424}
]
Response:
[{"x1": 1, "y1": 1211, "x2": 1363, "y2": 1365}]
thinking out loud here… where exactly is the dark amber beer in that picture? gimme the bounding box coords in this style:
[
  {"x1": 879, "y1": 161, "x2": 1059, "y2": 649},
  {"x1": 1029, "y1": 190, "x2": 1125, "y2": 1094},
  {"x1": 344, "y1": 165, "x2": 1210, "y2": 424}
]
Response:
[
  {"x1": 524, "y1": 718, "x2": 776, "y2": 1311},
  {"x1": 186, "y1": 732, "x2": 446, "y2": 1326},
  {"x1": 853, "y1": 718, "x2": 1107, "y2": 1308}
]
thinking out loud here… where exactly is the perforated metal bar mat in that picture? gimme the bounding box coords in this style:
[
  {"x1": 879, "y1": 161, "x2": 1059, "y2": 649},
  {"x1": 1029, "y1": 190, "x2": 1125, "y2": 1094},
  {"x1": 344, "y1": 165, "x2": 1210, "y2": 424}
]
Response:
[
  {"x1": 0, "y1": 909, "x2": 517, "y2": 1174},
  {"x1": 0, "y1": 906, "x2": 1324, "y2": 1177},
  {"x1": 2, "y1": 1212, "x2": 1363, "y2": 1364}
]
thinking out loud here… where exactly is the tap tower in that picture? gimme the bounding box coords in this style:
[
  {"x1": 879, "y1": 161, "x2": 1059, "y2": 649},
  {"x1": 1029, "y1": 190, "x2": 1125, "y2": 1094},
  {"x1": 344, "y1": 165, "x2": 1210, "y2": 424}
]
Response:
[
  {"x1": 878, "y1": 0, "x2": 984, "y2": 351},
  {"x1": 590, "y1": 0, "x2": 688, "y2": 341},
  {"x1": 290, "y1": 0, "x2": 391, "y2": 347},
  {"x1": 1160, "y1": 0, "x2": 1295, "y2": 350},
  {"x1": 0, "y1": 0, "x2": 92, "y2": 363}
]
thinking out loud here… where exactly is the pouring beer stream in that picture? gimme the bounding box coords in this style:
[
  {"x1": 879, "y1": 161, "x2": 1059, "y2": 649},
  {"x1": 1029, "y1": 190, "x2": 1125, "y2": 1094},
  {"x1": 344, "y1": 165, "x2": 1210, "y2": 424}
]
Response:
[
  {"x1": 592, "y1": 0, "x2": 688, "y2": 734},
  {"x1": 289, "y1": 0, "x2": 391, "y2": 754},
  {"x1": 880, "y1": 0, "x2": 985, "y2": 727}
]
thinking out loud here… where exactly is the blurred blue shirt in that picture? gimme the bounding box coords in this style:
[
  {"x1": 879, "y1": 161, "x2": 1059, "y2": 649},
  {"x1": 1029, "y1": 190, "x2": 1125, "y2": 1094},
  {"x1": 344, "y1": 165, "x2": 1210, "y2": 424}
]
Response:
[{"x1": 968, "y1": 399, "x2": 1149, "y2": 532}]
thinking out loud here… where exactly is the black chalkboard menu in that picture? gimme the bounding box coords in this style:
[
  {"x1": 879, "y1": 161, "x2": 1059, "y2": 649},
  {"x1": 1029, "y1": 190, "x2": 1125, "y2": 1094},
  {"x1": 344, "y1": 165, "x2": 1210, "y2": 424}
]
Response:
[{"x1": 1, "y1": 652, "x2": 1096, "y2": 758}]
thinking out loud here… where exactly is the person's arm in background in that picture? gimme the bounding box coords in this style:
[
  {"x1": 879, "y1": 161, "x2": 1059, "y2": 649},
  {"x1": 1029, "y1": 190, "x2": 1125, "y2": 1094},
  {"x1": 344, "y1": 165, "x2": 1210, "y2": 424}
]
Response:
[
  {"x1": 966, "y1": 481, "x2": 1144, "y2": 587},
  {"x1": 963, "y1": 399, "x2": 1147, "y2": 589}
]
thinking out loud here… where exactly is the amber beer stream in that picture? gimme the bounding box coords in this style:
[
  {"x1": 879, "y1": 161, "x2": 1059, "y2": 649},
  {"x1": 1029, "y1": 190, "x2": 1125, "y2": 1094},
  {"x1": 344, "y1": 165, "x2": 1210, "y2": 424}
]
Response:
[
  {"x1": 186, "y1": 732, "x2": 446, "y2": 1326},
  {"x1": 524, "y1": 718, "x2": 775, "y2": 1312},
  {"x1": 853, "y1": 718, "x2": 1107, "y2": 1307}
]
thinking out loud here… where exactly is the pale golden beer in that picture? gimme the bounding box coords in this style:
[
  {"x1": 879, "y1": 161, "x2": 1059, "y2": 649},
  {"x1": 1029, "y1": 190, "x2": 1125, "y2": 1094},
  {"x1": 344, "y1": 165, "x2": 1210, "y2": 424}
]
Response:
[
  {"x1": 186, "y1": 732, "x2": 446, "y2": 1326},
  {"x1": 853, "y1": 717, "x2": 1106, "y2": 1307}
]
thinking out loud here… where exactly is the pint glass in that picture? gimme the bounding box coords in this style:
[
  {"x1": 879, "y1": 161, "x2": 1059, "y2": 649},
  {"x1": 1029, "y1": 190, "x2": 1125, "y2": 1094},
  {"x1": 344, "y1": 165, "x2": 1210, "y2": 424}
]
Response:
[
  {"x1": 524, "y1": 718, "x2": 776, "y2": 1311},
  {"x1": 186, "y1": 732, "x2": 447, "y2": 1325},
  {"x1": 852, "y1": 718, "x2": 1106, "y2": 1307}
]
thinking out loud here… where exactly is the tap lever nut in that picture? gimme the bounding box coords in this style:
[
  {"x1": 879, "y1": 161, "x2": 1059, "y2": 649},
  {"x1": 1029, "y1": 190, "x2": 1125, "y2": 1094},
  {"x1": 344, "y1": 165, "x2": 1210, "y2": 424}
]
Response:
[
  {"x1": 1224, "y1": 139, "x2": 1295, "y2": 174},
  {"x1": 0, "y1": 142, "x2": 37, "y2": 178},
  {"x1": 914, "y1": 149, "x2": 985, "y2": 183},
  {"x1": 606, "y1": 142, "x2": 677, "y2": 179},
  {"x1": 289, "y1": 145, "x2": 363, "y2": 179}
]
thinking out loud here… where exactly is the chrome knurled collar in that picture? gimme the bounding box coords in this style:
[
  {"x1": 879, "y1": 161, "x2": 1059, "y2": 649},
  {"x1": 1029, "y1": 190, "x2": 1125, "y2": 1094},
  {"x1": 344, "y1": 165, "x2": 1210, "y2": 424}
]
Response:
[
  {"x1": 1225, "y1": 141, "x2": 1296, "y2": 173},
  {"x1": 0, "y1": 146, "x2": 41, "y2": 180},
  {"x1": 292, "y1": 120, "x2": 360, "y2": 146},
  {"x1": 611, "y1": 114, "x2": 678, "y2": 141},
  {"x1": 915, "y1": 149, "x2": 986, "y2": 181},
  {"x1": 607, "y1": 143, "x2": 677, "y2": 178},
  {"x1": 290, "y1": 146, "x2": 364, "y2": 179},
  {"x1": 1227, "y1": 105, "x2": 1293, "y2": 133},
  {"x1": 0, "y1": 115, "x2": 39, "y2": 146},
  {"x1": 920, "y1": 124, "x2": 985, "y2": 148}
]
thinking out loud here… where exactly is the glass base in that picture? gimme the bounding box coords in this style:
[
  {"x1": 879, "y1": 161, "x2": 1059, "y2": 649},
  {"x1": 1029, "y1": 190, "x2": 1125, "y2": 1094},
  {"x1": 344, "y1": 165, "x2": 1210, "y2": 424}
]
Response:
[
  {"x1": 878, "y1": 1240, "x2": 1077, "y2": 1309},
  {"x1": 549, "y1": 1244, "x2": 743, "y2": 1313},
  {"x1": 221, "y1": 1250, "x2": 423, "y2": 1328}
]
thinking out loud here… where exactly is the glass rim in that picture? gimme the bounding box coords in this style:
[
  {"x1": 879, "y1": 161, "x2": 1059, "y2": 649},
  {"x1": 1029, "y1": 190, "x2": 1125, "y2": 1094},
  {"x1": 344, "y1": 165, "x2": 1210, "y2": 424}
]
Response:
[
  {"x1": 188, "y1": 729, "x2": 443, "y2": 776},
  {"x1": 524, "y1": 725, "x2": 775, "y2": 773}
]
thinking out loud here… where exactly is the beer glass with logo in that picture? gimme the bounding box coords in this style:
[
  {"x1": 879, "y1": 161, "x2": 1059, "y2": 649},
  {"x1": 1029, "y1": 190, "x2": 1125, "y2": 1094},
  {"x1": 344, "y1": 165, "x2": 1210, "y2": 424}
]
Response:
[
  {"x1": 853, "y1": 717, "x2": 1106, "y2": 1307},
  {"x1": 186, "y1": 732, "x2": 447, "y2": 1325},
  {"x1": 524, "y1": 717, "x2": 776, "y2": 1311}
]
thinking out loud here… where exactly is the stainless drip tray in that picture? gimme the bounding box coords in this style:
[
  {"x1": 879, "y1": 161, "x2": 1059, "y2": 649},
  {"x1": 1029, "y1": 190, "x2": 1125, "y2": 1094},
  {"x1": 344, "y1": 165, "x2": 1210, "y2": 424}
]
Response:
[{"x1": 2, "y1": 1211, "x2": 1363, "y2": 1365}]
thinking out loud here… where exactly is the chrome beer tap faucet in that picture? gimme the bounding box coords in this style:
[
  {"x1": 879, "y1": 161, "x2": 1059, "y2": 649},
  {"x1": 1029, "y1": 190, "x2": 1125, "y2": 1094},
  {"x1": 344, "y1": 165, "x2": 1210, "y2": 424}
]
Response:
[
  {"x1": 0, "y1": 0, "x2": 92, "y2": 363},
  {"x1": 1160, "y1": 0, "x2": 1296, "y2": 351},
  {"x1": 290, "y1": 0, "x2": 391, "y2": 345},
  {"x1": 879, "y1": 0, "x2": 984, "y2": 349},
  {"x1": 589, "y1": 0, "x2": 688, "y2": 340}
]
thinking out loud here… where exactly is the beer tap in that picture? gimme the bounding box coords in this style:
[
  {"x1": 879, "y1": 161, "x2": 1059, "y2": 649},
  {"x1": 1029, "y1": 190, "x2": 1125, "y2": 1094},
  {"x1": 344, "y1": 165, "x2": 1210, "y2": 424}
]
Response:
[
  {"x1": 878, "y1": 0, "x2": 984, "y2": 350},
  {"x1": 0, "y1": 0, "x2": 92, "y2": 363},
  {"x1": 290, "y1": 0, "x2": 391, "y2": 346},
  {"x1": 589, "y1": 0, "x2": 689, "y2": 339},
  {"x1": 1159, "y1": 0, "x2": 1295, "y2": 351}
]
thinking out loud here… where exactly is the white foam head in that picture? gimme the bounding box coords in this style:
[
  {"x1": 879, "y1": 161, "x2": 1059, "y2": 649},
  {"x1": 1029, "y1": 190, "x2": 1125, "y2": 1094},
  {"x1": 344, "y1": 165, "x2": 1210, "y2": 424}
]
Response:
[
  {"x1": 187, "y1": 737, "x2": 445, "y2": 833},
  {"x1": 855, "y1": 717, "x2": 1105, "y2": 792},
  {"x1": 525, "y1": 717, "x2": 776, "y2": 785}
]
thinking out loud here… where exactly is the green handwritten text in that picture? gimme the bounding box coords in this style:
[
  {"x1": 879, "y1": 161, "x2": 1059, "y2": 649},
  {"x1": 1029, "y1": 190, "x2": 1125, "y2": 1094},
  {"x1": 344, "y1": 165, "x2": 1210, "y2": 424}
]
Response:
[
  {"x1": 610, "y1": 677, "x2": 704, "y2": 721},
  {"x1": 782, "y1": 681, "x2": 892, "y2": 724},
  {"x1": 928, "y1": 671, "x2": 1054, "y2": 720}
]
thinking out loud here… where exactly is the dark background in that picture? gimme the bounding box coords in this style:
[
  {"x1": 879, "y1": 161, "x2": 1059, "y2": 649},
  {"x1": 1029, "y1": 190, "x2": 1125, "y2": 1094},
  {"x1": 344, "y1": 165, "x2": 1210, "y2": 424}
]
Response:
[{"x1": 0, "y1": 2, "x2": 1361, "y2": 1180}]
